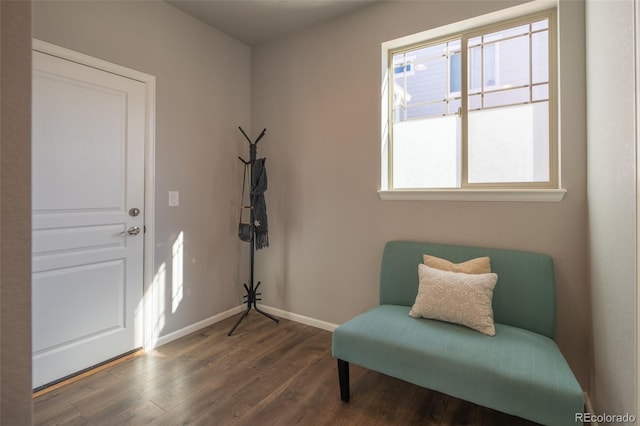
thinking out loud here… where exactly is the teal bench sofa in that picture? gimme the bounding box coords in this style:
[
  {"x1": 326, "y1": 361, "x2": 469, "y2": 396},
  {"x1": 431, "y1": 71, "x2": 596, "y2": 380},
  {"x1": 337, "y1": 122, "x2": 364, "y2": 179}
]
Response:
[{"x1": 332, "y1": 241, "x2": 584, "y2": 426}]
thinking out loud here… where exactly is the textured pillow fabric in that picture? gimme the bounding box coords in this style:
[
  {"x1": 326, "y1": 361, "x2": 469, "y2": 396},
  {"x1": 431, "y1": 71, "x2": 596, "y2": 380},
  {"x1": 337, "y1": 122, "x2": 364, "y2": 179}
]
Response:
[
  {"x1": 423, "y1": 254, "x2": 491, "y2": 274},
  {"x1": 409, "y1": 264, "x2": 498, "y2": 336}
]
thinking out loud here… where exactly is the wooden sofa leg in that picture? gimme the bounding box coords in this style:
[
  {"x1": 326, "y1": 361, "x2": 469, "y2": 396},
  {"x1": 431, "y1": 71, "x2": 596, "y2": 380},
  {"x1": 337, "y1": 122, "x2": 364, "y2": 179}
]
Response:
[{"x1": 337, "y1": 359, "x2": 350, "y2": 402}]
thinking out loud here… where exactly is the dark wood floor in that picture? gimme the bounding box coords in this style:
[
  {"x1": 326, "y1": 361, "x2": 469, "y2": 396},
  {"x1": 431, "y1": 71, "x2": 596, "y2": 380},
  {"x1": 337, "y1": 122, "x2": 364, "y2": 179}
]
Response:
[{"x1": 34, "y1": 313, "x2": 542, "y2": 425}]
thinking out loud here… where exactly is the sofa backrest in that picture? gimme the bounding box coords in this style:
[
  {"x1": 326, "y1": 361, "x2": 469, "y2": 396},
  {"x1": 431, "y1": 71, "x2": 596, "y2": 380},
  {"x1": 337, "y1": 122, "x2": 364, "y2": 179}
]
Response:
[{"x1": 379, "y1": 241, "x2": 556, "y2": 339}]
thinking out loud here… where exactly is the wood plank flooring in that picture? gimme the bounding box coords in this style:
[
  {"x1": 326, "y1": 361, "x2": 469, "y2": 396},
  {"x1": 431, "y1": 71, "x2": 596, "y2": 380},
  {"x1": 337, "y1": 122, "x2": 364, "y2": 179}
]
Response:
[{"x1": 34, "y1": 313, "x2": 542, "y2": 425}]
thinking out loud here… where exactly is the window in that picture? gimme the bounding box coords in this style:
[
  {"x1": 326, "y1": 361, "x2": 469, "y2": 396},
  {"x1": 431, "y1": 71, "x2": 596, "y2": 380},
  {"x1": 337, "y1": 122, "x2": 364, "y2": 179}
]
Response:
[{"x1": 382, "y1": 10, "x2": 560, "y2": 198}]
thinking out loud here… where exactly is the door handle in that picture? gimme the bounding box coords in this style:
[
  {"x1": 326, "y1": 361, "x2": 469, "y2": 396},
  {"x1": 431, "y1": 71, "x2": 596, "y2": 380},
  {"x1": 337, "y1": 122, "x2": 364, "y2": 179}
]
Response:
[{"x1": 119, "y1": 226, "x2": 141, "y2": 236}]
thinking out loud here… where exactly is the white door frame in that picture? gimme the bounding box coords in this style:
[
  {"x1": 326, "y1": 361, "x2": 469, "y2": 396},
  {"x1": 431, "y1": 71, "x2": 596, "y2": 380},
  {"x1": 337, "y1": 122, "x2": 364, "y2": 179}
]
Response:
[{"x1": 32, "y1": 39, "x2": 157, "y2": 352}]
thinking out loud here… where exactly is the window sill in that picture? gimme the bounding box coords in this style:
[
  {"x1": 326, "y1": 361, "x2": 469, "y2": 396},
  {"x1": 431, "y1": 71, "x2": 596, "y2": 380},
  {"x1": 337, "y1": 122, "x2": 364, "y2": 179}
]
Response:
[{"x1": 378, "y1": 188, "x2": 567, "y2": 202}]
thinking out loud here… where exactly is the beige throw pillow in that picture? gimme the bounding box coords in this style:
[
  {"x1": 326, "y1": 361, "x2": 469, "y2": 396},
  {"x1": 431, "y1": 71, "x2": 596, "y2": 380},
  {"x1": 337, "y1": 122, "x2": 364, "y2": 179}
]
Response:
[
  {"x1": 409, "y1": 264, "x2": 498, "y2": 336},
  {"x1": 423, "y1": 254, "x2": 491, "y2": 274}
]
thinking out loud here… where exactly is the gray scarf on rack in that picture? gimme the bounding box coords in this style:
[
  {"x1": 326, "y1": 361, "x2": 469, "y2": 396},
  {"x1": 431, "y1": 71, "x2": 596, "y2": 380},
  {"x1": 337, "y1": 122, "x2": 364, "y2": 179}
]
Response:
[{"x1": 251, "y1": 158, "x2": 269, "y2": 250}]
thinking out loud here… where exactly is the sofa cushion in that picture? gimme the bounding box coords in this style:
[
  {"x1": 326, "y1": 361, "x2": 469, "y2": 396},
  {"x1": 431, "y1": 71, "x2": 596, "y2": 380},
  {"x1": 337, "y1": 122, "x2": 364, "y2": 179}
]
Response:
[
  {"x1": 423, "y1": 254, "x2": 491, "y2": 274},
  {"x1": 409, "y1": 264, "x2": 498, "y2": 335},
  {"x1": 332, "y1": 304, "x2": 584, "y2": 426}
]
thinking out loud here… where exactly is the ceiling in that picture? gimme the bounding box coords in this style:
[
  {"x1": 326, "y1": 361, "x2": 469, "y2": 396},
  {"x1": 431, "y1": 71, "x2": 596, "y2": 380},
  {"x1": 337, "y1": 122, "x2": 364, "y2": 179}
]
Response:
[{"x1": 166, "y1": 0, "x2": 380, "y2": 45}]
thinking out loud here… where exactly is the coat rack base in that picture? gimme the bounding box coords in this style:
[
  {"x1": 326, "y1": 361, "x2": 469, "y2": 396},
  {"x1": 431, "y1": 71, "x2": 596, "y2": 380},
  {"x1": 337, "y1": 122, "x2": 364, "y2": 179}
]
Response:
[{"x1": 228, "y1": 281, "x2": 279, "y2": 336}]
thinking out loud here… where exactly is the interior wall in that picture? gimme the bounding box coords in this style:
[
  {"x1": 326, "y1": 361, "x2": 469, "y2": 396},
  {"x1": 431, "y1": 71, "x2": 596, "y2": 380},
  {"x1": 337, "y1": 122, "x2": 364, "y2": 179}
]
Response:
[
  {"x1": 251, "y1": 0, "x2": 589, "y2": 387},
  {"x1": 0, "y1": 0, "x2": 33, "y2": 423},
  {"x1": 586, "y1": 0, "x2": 638, "y2": 417},
  {"x1": 32, "y1": 1, "x2": 252, "y2": 341}
]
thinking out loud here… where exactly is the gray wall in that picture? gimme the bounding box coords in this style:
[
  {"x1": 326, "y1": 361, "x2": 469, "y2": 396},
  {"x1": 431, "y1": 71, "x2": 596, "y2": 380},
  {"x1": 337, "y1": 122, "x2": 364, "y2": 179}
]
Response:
[
  {"x1": 586, "y1": 0, "x2": 638, "y2": 418},
  {"x1": 0, "y1": 1, "x2": 33, "y2": 423},
  {"x1": 251, "y1": 0, "x2": 590, "y2": 387},
  {"x1": 32, "y1": 1, "x2": 252, "y2": 339}
]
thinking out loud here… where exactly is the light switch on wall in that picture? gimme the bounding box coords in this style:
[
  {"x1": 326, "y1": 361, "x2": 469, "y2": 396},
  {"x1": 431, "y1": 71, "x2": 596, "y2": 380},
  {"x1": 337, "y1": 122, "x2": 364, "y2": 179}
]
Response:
[{"x1": 169, "y1": 191, "x2": 179, "y2": 207}]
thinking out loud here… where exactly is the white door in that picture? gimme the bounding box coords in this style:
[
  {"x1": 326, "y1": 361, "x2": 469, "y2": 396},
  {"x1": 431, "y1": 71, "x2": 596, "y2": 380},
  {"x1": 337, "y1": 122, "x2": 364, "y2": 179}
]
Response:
[{"x1": 32, "y1": 50, "x2": 146, "y2": 389}]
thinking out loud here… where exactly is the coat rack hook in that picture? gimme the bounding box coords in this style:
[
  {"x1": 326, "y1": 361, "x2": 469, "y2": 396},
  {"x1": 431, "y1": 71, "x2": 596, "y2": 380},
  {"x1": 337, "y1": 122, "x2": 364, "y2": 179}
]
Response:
[
  {"x1": 238, "y1": 126, "x2": 252, "y2": 144},
  {"x1": 254, "y1": 128, "x2": 267, "y2": 145}
]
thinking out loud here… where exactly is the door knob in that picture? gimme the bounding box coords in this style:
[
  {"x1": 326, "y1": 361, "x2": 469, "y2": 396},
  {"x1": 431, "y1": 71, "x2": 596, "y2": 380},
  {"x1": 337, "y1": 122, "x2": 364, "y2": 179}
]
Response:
[{"x1": 119, "y1": 226, "x2": 141, "y2": 236}]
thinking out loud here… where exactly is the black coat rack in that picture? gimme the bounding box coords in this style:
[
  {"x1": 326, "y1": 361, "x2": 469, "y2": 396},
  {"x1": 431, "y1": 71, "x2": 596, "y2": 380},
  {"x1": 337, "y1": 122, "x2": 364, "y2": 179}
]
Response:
[{"x1": 228, "y1": 127, "x2": 279, "y2": 336}]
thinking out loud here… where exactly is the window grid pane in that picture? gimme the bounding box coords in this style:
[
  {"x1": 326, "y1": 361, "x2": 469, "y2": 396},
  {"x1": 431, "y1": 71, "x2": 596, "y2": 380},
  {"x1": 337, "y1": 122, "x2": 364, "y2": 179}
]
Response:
[{"x1": 467, "y1": 20, "x2": 549, "y2": 112}]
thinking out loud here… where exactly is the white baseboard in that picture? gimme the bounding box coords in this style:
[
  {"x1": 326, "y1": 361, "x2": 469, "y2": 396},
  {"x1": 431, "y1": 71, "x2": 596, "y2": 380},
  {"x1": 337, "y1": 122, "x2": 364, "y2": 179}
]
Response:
[
  {"x1": 151, "y1": 304, "x2": 338, "y2": 350},
  {"x1": 152, "y1": 305, "x2": 244, "y2": 348},
  {"x1": 258, "y1": 305, "x2": 339, "y2": 332}
]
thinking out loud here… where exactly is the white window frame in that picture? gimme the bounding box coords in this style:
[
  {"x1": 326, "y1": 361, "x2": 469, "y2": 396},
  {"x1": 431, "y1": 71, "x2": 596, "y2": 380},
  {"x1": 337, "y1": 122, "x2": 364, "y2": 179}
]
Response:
[{"x1": 379, "y1": 2, "x2": 565, "y2": 202}]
